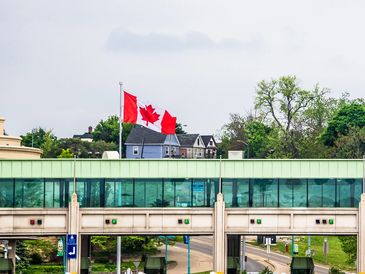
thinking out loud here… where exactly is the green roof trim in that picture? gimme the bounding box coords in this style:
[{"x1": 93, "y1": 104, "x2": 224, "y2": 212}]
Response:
[{"x1": 0, "y1": 159, "x2": 363, "y2": 179}]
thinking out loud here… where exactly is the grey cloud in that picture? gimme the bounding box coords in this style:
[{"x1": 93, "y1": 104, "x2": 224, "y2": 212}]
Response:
[{"x1": 106, "y1": 29, "x2": 250, "y2": 52}]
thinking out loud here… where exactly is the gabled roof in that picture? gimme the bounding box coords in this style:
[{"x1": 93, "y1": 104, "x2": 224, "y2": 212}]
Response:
[
  {"x1": 177, "y1": 134, "x2": 199, "y2": 147},
  {"x1": 201, "y1": 135, "x2": 216, "y2": 147},
  {"x1": 125, "y1": 125, "x2": 167, "y2": 144},
  {"x1": 73, "y1": 133, "x2": 93, "y2": 139}
]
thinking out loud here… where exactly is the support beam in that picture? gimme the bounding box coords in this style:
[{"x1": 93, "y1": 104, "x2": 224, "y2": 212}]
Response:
[
  {"x1": 8, "y1": 240, "x2": 16, "y2": 274},
  {"x1": 67, "y1": 193, "x2": 80, "y2": 273},
  {"x1": 214, "y1": 193, "x2": 225, "y2": 272},
  {"x1": 358, "y1": 193, "x2": 365, "y2": 272},
  {"x1": 80, "y1": 235, "x2": 91, "y2": 274}
]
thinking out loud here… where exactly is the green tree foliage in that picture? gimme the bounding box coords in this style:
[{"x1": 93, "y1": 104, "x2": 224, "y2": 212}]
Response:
[
  {"x1": 175, "y1": 122, "x2": 187, "y2": 134},
  {"x1": 54, "y1": 138, "x2": 117, "y2": 158},
  {"x1": 255, "y1": 76, "x2": 324, "y2": 157},
  {"x1": 57, "y1": 148, "x2": 74, "y2": 158},
  {"x1": 21, "y1": 128, "x2": 58, "y2": 158},
  {"x1": 91, "y1": 236, "x2": 160, "y2": 255},
  {"x1": 92, "y1": 116, "x2": 133, "y2": 157},
  {"x1": 16, "y1": 240, "x2": 30, "y2": 271},
  {"x1": 244, "y1": 120, "x2": 278, "y2": 158},
  {"x1": 338, "y1": 236, "x2": 357, "y2": 264},
  {"x1": 92, "y1": 116, "x2": 120, "y2": 144},
  {"x1": 321, "y1": 102, "x2": 365, "y2": 146},
  {"x1": 328, "y1": 267, "x2": 346, "y2": 274}
]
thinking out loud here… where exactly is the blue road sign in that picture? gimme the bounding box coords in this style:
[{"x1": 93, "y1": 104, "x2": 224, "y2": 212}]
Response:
[
  {"x1": 183, "y1": 235, "x2": 190, "y2": 244},
  {"x1": 67, "y1": 244, "x2": 77, "y2": 259},
  {"x1": 67, "y1": 234, "x2": 77, "y2": 245},
  {"x1": 66, "y1": 234, "x2": 77, "y2": 259}
]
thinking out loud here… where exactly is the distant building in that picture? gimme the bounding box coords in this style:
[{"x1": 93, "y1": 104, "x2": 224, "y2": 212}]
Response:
[
  {"x1": 177, "y1": 134, "x2": 205, "y2": 159},
  {"x1": 0, "y1": 117, "x2": 42, "y2": 159},
  {"x1": 201, "y1": 135, "x2": 217, "y2": 159},
  {"x1": 125, "y1": 125, "x2": 180, "y2": 159},
  {"x1": 73, "y1": 126, "x2": 93, "y2": 142}
]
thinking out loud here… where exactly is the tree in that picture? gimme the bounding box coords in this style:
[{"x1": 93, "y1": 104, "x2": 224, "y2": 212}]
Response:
[
  {"x1": 244, "y1": 120, "x2": 278, "y2": 158},
  {"x1": 338, "y1": 236, "x2": 357, "y2": 264},
  {"x1": 217, "y1": 113, "x2": 247, "y2": 158},
  {"x1": 329, "y1": 127, "x2": 365, "y2": 158},
  {"x1": 16, "y1": 240, "x2": 30, "y2": 272},
  {"x1": 175, "y1": 122, "x2": 187, "y2": 134},
  {"x1": 57, "y1": 148, "x2": 74, "y2": 158},
  {"x1": 54, "y1": 138, "x2": 117, "y2": 158},
  {"x1": 92, "y1": 116, "x2": 133, "y2": 157},
  {"x1": 21, "y1": 128, "x2": 58, "y2": 158},
  {"x1": 92, "y1": 116, "x2": 120, "y2": 144},
  {"x1": 255, "y1": 76, "x2": 323, "y2": 157},
  {"x1": 321, "y1": 102, "x2": 365, "y2": 146},
  {"x1": 21, "y1": 128, "x2": 47, "y2": 148}
]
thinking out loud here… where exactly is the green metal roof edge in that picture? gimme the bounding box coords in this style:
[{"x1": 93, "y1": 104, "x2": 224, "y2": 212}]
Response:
[{"x1": 0, "y1": 159, "x2": 363, "y2": 179}]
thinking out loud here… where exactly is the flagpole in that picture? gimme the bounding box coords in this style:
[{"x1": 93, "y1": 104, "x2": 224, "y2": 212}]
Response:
[
  {"x1": 119, "y1": 82, "x2": 123, "y2": 158},
  {"x1": 117, "y1": 81, "x2": 123, "y2": 274}
]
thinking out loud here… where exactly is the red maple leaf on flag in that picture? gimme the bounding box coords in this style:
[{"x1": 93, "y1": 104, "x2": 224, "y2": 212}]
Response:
[{"x1": 139, "y1": 105, "x2": 160, "y2": 126}]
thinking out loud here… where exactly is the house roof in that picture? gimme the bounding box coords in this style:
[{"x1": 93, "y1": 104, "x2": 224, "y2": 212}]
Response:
[
  {"x1": 177, "y1": 134, "x2": 199, "y2": 147},
  {"x1": 73, "y1": 133, "x2": 93, "y2": 139},
  {"x1": 201, "y1": 135, "x2": 216, "y2": 147},
  {"x1": 125, "y1": 125, "x2": 167, "y2": 144}
]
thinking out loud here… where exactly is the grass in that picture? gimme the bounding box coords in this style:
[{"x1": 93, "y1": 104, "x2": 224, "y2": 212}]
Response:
[{"x1": 249, "y1": 236, "x2": 355, "y2": 271}]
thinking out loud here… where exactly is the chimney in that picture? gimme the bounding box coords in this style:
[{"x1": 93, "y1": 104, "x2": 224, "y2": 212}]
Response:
[
  {"x1": 0, "y1": 117, "x2": 5, "y2": 136},
  {"x1": 88, "y1": 126, "x2": 92, "y2": 134}
]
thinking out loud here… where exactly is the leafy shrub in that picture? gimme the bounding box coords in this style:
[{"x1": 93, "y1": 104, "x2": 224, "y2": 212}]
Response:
[
  {"x1": 259, "y1": 266, "x2": 273, "y2": 274},
  {"x1": 30, "y1": 252, "x2": 43, "y2": 264},
  {"x1": 328, "y1": 267, "x2": 345, "y2": 274}
]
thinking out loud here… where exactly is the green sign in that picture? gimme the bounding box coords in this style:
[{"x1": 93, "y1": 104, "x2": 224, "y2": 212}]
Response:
[{"x1": 57, "y1": 239, "x2": 64, "y2": 257}]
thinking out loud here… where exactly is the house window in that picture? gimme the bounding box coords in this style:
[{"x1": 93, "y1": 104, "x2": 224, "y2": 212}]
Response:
[
  {"x1": 197, "y1": 139, "x2": 200, "y2": 146},
  {"x1": 133, "y1": 146, "x2": 139, "y2": 155},
  {"x1": 209, "y1": 140, "x2": 213, "y2": 146}
]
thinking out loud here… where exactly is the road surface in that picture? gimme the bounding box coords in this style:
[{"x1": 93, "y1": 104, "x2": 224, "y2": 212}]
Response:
[{"x1": 176, "y1": 236, "x2": 266, "y2": 272}]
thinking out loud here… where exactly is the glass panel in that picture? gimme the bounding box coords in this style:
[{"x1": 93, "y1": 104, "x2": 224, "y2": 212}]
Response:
[
  {"x1": 252, "y1": 179, "x2": 278, "y2": 207},
  {"x1": 163, "y1": 180, "x2": 175, "y2": 207},
  {"x1": 308, "y1": 179, "x2": 335, "y2": 207},
  {"x1": 279, "y1": 179, "x2": 307, "y2": 207},
  {"x1": 354, "y1": 179, "x2": 363, "y2": 207},
  {"x1": 0, "y1": 179, "x2": 13, "y2": 207},
  {"x1": 105, "y1": 180, "x2": 116, "y2": 207},
  {"x1": 192, "y1": 179, "x2": 207, "y2": 207},
  {"x1": 134, "y1": 179, "x2": 146, "y2": 207},
  {"x1": 222, "y1": 180, "x2": 234, "y2": 207},
  {"x1": 237, "y1": 179, "x2": 249, "y2": 207},
  {"x1": 208, "y1": 179, "x2": 219, "y2": 207},
  {"x1": 175, "y1": 179, "x2": 192, "y2": 207},
  {"x1": 337, "y1": 179, "x2": 362, "y2": 207},
  {"x1": 15, "y1": 179, "x2": 44, "y2": 208},
  {"x1": 89, "y1": 179, "x2": 102, "y2": 207},
  {"x1": 145, "y1": 179, "x2": 163, "y2": 207},
  {"x1": 121, "y1": 179, "x2": 133, "y2": 207},
  {"x1": 337, "y1": 179, "x2": 357, "y2": 207},
  {"x1": 45, "y1": 180, "x2": 54, "y2": 208},
  {"x1": 75, "y1": 180, "x2": 86, "y2": 207}
]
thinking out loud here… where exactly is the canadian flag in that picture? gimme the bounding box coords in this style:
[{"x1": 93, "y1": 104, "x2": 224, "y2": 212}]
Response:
[{"x1": 123, "y1": 91, "x2": 176, "y2": 134}]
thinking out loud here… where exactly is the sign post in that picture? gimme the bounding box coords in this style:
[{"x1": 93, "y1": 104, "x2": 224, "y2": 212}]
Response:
[
  {"x1": 184, "y1": 236, "x2": 191, "y2": 274},
  {"x1": 265, "y1": 237, "x2": 271, "y2": 261}
]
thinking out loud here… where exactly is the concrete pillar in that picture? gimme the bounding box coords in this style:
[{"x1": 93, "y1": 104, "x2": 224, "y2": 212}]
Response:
[
  {"x1": 358, "y1": 193, "x2": 365, "y2": 273},
  {"x1": 67, "y1": 193, "x2": 80, "y2": 273},
  {"x1": 214, "y1": 193, "x2": 225, "y2": 272},
  {"x1": 8, "y1": 240, "x2": 16, "y2": 274}
]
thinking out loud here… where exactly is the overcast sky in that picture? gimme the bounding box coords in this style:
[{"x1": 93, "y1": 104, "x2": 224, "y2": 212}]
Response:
[{"x1": 1, "y1": 0, "x2": 364, "y2": 138}]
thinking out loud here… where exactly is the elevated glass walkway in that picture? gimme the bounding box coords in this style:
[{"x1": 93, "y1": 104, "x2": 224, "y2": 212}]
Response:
[{"x1": 0, "y1": 177, "x2": 362, "y2": 208}]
